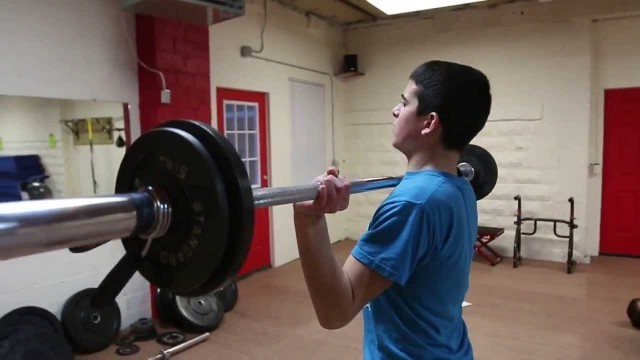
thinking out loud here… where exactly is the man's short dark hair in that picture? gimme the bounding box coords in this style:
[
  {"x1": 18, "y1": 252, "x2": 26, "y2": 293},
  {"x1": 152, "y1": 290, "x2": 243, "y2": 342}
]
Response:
[{"x1": 409, "y1": 60, "x2": 491, "y2": 152}]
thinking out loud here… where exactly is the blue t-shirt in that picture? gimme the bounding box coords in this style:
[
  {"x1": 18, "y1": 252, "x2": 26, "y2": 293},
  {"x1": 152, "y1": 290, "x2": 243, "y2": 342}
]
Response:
[{"x1": 351, "y1": 169, "x2": 477, "y2": 360}]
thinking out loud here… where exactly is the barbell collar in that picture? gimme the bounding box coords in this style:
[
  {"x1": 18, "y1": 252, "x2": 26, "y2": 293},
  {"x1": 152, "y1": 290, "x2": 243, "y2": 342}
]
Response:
[
  {"x1": 139, "y1": 186, "x2": 172, "y2": 242},
  {"x1": 458, "y1": 162, "x2": 475, "y2": 181}
]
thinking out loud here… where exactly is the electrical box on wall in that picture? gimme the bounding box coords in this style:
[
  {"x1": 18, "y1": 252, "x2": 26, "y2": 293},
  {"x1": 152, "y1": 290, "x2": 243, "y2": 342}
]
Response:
[{"x1": 121, "y1": 0, "x2": 245, "y2": 26}]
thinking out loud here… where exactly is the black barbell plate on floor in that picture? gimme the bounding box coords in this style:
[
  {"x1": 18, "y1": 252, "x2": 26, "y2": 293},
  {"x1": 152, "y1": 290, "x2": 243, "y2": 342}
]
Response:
[
  {"x1": 130, "y1": 317, "x2": 158, "y2": 342},
  {"x1": 459, "y1": 144, "x2": 498, "y2": 200},
  {"x1": 156, "y1": 330, "x2": 187, "y2": 346},
  {"x1": 214, "y1": 279, "x2": 239, "y2": 312},
  {"x1": 116, "y1": 343, "x2": 140, "y2": 356},
  {"x1": 159, "y1": 120, "x2": 254, "y2": 296},
  {"x1": 60, "y1": 288, "x2": 121, "y2": 354},
  {"x1": 174, "y1": 291, "x2": 225, "y2": 333},
  {"x1": 115, "y1": 126, "x2": 230, "y2": 294},
  {"x1": 114, "y1": 333, "x2": 136, "y2": 347},
  {"x1": 0, "y1": 306, "x2": 65, "y2": 339},
  {"x1": 155, "y1": 287, "x2": 180, "y2": 326},
  {"x1": 0, "y1": 325, "x2": 74, "y2": 359}
]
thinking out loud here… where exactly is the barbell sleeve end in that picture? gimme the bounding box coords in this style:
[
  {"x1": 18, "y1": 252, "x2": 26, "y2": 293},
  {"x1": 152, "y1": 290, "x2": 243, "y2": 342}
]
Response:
[{"x1": 0, "y1": 187, "x2": 171, "y2": 261}]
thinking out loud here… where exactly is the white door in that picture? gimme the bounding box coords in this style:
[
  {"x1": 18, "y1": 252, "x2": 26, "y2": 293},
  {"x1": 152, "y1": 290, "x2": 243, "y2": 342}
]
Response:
[{"x1": 290, "y1": 79, "x2": 326, "y2": 185}]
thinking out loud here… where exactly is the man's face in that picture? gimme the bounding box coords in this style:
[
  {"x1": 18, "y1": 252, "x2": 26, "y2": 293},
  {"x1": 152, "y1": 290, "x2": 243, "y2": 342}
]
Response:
[{"x1": 391, "y1": 80, "x2": 425, "y2": 154}]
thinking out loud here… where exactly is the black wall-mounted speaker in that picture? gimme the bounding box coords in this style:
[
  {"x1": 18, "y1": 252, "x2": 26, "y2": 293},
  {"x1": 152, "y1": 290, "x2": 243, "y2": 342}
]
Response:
[{"x1": 343, "y1": 54, "x2": 358, "y2": 72}]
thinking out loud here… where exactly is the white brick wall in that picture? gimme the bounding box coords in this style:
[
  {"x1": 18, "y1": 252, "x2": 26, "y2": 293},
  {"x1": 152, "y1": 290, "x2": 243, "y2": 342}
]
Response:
[
  {"x1": 336, "y1": 0, "x2": 640, "y2": 266},
  {"x1": 474, "y1": 119, "x2": 578, "y2": 259},
  {"x1": 339, "y1": 117, "x2": 580, "y2": 263},
  {"x1": 341, "y1": 123, "x2": 400, "y2": 235}
]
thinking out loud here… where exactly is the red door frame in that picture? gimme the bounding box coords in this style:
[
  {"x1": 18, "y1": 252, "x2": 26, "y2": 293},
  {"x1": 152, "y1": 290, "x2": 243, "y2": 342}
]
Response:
[
  {"x1": 216, "y1": 87, "x2": 272, "y2": 275},
  {"x1": 122, "y1": 103, "x2": 132, "y2": 147},
  {"x1": 600, "y1": 86, "x2": 640, "y2": 257}
]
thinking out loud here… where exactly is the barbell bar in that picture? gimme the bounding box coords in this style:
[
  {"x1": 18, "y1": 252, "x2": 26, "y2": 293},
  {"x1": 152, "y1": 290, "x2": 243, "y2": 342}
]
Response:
[
  {"x1": 0, "y1": 177, "x2": 404, "y2": 260},
  {"x1": 0, "y1": 120, "x2": 498, "y2": 297},
  {"x1": 252, "y1": 176, "x2": 403, "y2": 207},
  {"x1": 0, "y1": 173, "x2": 481, "y2": 260}
]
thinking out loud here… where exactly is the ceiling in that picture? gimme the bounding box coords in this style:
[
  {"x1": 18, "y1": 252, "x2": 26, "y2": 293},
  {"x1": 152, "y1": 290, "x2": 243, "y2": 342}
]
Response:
[{"x1": 272, "y1": 0, "x2": 539, "y2": 27}]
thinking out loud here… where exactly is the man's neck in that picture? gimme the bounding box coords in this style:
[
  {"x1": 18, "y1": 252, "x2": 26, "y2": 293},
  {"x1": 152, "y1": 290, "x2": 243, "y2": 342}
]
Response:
[{"x1": 406, "y1": 148, "x2": 460, "y2": 175}]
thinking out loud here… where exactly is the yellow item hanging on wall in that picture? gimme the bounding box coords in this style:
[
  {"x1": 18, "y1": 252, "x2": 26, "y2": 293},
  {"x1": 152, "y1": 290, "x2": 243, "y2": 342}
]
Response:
[
  {"x1": 87, "y1": 118, "x2": 93, "y2": 141},
  {"x1": 48, "y1": 133, "x2": 57, "y2": 149}
]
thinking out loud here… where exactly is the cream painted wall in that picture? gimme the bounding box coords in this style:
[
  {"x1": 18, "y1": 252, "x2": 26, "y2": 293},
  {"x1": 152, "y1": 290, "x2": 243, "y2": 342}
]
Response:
[
  {"x1": 587, "y1": 15, "x2": 640, "y2": 255},
  {"x1": 339, "y1": 0, "x2": 640, "y2": 264},
  {"x1": 0, "y1": 96, "x2": 67, "y2": 197},
  {"x1": 209, "y1": 0, "x2": 640, "y2": 268},
  {"x1": 0, "y1": 0, "x2": 141, "y2": 140},
  {"x1": 0, "y1": 0, "x2": 146, "y2": 327},
  {"x1": 209, "y1": 0, "x2": 346, "y2": 267}
]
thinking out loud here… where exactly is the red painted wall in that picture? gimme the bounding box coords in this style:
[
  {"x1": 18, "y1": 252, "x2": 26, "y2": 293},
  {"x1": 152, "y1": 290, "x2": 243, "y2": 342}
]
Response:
[
  {"x1": 135, "y1": 14, "x2": 211, "y2": 133},
  {"x1": 134, "y1": 14, "x2": 211, "y2": 318}
]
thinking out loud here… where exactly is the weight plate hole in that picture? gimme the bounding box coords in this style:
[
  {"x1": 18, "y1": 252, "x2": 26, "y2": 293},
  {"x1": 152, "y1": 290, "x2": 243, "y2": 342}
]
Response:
[{"x1": 91, "y1": 313, "x2": 101, "y2": 324}]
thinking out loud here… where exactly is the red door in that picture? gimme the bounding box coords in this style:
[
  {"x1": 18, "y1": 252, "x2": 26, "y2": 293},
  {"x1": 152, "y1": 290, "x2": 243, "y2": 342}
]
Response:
[
  {"x1": 600, "y1": 87, "x2": 640, "y2": 257},
  {"x1": 216, "y1": 88, "x2": 272, "y2": 275}
]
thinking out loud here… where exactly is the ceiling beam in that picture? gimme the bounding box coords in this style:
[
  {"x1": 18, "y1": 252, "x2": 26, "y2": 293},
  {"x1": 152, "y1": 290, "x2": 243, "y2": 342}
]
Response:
[
  {"x1": 270, "y1": 0, "x2": 345, "y2": 27},
  {"x1": 333, "y1": 0, "x2": 378, "y2": 20}
]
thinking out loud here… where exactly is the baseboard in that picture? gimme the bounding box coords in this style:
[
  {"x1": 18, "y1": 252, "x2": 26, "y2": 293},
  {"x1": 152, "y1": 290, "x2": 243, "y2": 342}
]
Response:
[{"x1": 598, "y1": 253, "x2": 640, "y2": 259}]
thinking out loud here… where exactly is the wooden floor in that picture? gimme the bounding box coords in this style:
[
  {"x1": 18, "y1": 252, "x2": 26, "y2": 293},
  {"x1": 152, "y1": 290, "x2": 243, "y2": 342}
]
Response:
[{"x1": 82, "y1": 240, "x2": 640, "y2": 359}]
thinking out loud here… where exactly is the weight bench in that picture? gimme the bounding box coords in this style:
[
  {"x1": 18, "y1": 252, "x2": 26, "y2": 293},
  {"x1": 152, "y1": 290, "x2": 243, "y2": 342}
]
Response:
[{"x1": 476, "y1": 226, "x2": 504, "y2": 266}]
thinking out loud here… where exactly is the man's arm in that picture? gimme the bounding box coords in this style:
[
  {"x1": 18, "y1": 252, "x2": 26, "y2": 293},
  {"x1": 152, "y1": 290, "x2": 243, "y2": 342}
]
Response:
[{"x1": 294, "y1": 211, "x2": 392, "y2": 330}]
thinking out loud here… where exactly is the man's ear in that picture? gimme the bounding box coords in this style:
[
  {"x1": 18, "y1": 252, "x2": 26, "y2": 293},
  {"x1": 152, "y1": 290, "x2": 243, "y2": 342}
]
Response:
[{"x1": 421, "y1": 112, "x2": 439, "y2": 135}]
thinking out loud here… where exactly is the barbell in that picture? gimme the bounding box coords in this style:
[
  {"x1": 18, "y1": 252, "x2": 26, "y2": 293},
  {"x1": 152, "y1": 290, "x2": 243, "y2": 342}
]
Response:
[{"x1": 0, "y1": 120, "x2": 498, "y2": 298}]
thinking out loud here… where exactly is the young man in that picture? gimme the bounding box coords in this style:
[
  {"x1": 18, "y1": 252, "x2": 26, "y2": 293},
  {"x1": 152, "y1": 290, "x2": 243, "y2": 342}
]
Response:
[{"x1": 293, "y1": 60, "x2": 492, "y2": 359}]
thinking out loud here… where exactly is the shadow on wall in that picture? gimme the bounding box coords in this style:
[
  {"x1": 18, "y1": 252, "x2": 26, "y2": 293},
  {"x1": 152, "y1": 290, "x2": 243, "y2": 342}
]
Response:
[{"x1": 0, "y1": 95, "x2": 150, "y2": 338}]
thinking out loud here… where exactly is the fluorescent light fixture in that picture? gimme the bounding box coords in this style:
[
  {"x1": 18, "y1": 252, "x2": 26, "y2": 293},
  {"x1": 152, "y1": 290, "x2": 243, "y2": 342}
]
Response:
[{"x1": 366, "y1": 0, "x2": 488, "y2": 15}]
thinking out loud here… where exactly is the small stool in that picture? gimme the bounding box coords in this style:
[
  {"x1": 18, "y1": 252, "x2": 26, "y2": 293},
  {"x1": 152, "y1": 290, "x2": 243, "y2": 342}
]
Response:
[{"x1": 476, "y1": 226, "x2": 504, "y2": 266}]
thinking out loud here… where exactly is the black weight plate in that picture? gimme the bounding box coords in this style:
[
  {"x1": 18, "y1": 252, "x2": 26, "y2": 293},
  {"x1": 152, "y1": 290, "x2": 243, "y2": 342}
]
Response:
[
  {"x1": 0, "y1": 325, "x2": 74, "y2": 360},
  {"x1": 174, "y1": 292, "x2": 225, "y2": 333},
  {"x1": 132, "y1": 317, "x2": 154, "y2": 332},
  {"x1": 156, "y1": 331, "x2": 186, "y2": 346},
  {"x1": 116, "y1": 343, "x2": 140, "y2": 356},
  {"x1": 115, "y1": 126, "x2": 230, "y2": 294},
  {"x1": 159, "y1": 120, "x2": 254, "y2": 296},
  {"x1": 114, "y1": 333, "x2": 135, "y2": 347},
  {"x1": 214, "y1": 279, "x2": 239, "y2": 312},
  {"x1": 155, "y1": 288, "x2": 179, "y2": 326},
  {"x1": 131, "y1": 317, "x2": 157, "y2": 341},
  {"x1": 60, "y1": 288, "x2": 121, "y2": 354},
  {"x1": 458, "y1": 144, "x2": 498, "y2": 201},
  {"x1": 0, "y1": 306, "x2": 64, "y2": 338}
]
